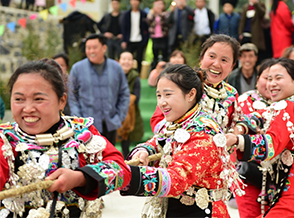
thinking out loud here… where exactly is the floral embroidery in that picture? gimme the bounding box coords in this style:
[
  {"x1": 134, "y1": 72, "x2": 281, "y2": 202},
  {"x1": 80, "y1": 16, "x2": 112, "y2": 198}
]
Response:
[
  {"x1": 249, "y1": 135, "x2": 267, "y2": 161},
  {"x1": 283, "y1": 172, "x2": 293, "y2": 192},
  {"x1": 0, "y1": 116, "x2": 108, "y2": 217},
  {"x1": 71, "y1": 117, "x2": 94, "y2": 127},
  {"x1": 88, "y1": 160, "x2": 124, "y2": 194},
  {"x1": 75, "y1": 128, "x2": 92, "y2": 144}
]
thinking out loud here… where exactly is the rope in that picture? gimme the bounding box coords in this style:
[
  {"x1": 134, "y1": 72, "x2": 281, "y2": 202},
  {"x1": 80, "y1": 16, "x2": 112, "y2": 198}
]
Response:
[
  {"x1": 125, "y1": 153, "x2": 162, "y2": 166},
  {"x1": 0, "y1": 153, "x2": 163, "y2": 200},
  {"x1": 0, "y1": 180, "x2": 55, "y2": 200}
]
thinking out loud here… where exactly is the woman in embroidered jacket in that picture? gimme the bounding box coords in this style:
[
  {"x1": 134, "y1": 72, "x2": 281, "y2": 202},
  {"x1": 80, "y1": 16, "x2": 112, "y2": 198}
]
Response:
[
  {"x1": 226, "y1": 58, "x2": 294, "y2": 217},
  {"x1": 0, "y1": 61, "x2": 131, "y2": 218},
  {"x1": 150, "y1": 34, "x2": 256, "y2": 136},
  {"x1": 121, "y1": 64, "x2": 244, "y2": 217},
  {"x1": 235, "y1": 58, "x2": 274, "y2": 217}
]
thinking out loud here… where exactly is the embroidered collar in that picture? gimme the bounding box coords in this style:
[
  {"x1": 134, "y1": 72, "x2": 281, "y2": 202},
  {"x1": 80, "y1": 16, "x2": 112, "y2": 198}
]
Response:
[
  {"x1": 204, "y1": 82, "x2": 228, "y2": 100},
  {"x1": 173, "y1": 104, "x2": 200, "y2": 124},
  {"x1": 162, "y1": 104, "x2": 200, "y2": 137},
  {"x1": 14, "y1": 118, "x2": 74, "y2": 146}
]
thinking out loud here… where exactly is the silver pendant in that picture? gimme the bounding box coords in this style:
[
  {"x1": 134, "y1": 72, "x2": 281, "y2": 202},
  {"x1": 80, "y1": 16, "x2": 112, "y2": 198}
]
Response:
[{"x1": 253, "y1": 101, "x2": 267, "y2": 110}]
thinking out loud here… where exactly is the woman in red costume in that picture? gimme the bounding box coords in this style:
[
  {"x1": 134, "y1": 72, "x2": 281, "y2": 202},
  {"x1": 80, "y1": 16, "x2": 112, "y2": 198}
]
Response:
[
  {"x1": 0, "y1": 61, "x2": 131, "y2": 218},
  {"x1": 121, "y1": 64, "x2": 244, "y2": 217},
  {"x1": 226, "y1": 58, "x2": 294, "y2": 217},
  {"x1": 151, "y1": 34, "x2": 256, "y2": 136},
  {"x1": 235, "y1": 58, "x2": 275, "y2": 217}
]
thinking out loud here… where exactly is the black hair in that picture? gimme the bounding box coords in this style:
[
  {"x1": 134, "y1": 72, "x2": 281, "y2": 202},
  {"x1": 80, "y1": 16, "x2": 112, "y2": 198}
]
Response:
[
  {"x1": 85, "y1": 33, "x2": 107, "y2": 45},
  {"x1": 200, "y1": 34, "x2": 240, "y2": 65},
  {"x1": 157, "y1": 64, "x2": 204, "y2": 104},
  {"x1": 40, "y1": 58, "x2": 69, "y2": 93},
  {"x1": 52, "y1": 52, "x2": 69, "y2": 68},
  {"x1": 271, "y1": 0, "x2": 281, "y2": 15},
  {"x1": 257, "y1": 58, "x2": 275, "y2": 78},
  {"x1": 269, "y1": 58, "x2": 294, "y2": 80},
  {"x1": 8, "y1": 61, "x2": 65, "y2": 100}
]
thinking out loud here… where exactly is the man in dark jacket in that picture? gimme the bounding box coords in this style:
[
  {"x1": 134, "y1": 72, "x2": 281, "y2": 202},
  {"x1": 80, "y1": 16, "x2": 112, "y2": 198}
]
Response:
[
  {"x1": 167, "y1": 0, "x2": 194, "y2": 54},
  {"x1": 121, "y1": 0, "x2": 149, "y2": 73},
  {"x1": 227, "y1": 43, "x2": 258, "y2": 95},
  {"x1": 97, "y1": 0, "x2": 123, "y2": 60}
]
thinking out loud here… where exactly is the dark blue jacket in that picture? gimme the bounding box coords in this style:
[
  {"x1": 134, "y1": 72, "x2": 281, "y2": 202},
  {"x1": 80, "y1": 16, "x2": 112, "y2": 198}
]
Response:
[
  {"x1": 121, "y1": 9, "x2": 149, "y2": 46},
  {"x1": 214, "y1": 12, "x2": 240, "y2": 40}
]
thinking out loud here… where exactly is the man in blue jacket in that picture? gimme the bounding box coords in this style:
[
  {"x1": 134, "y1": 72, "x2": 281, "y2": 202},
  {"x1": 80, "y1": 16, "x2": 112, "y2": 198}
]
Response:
[
  {"x1": 68, "y1": 34, "x2": 130, "y2": 145},
  {"x1": 121, "y1": 0, "x2": 149, "y2": 73}
]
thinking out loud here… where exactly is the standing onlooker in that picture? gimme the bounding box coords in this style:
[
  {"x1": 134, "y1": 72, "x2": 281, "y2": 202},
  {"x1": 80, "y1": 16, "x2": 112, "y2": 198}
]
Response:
[
  {"x1": 121, "y1": 0, "x2": 149, "y2": 73},
  {"x1": 270, "y1": 0, "x2": 294, "y2": 58},
  {"x1": 146, "y1": 0, "x2": 170, "y2": 70},
  {"x1": 118, "y1": 52, "x2": 144, "y2": 158},
  {"x1": 68, "y1": 34, "x2": 130, "y2": 145},
  {"x1": 0, "y1": 95, "x2": 5, "y2": 122},
  {"x1": 97, "y1": 0, "x2": 123, "y2": 60},
  {"x1": 193, "y1": 0, "x2": 215, "y2": 45},
  {"x1": 227, "y1": 43, "x2": 258, "y2": 95},
  {"x1": 214, "y1": 0, "x2": 240, "y2": 40},
  {"x1": 239, "y1": 0, "x2": 266, "y2": 63},
  {"x1": 52, "y1": 52, "x2": 71, "y2": 116},
  {"x1": 148, "y1": 49, "x2": 187, "y2": 87},
  {"x1": 34, "y1": 0, "x2": 46, "y2": 11},
  {"x1": 167, "y1": 0, "x2": 194, "y2": 54},
  {"x1": 52, "y1": 52, "x2": 69, "y2": 75},
  {"x1": 0, "y1": 0, "x2": 10, "y2": 6}
]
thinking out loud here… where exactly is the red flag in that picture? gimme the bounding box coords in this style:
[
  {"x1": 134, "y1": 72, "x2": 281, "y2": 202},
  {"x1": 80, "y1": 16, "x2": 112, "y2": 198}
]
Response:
[
  {"x1": 18, "y1": 18, "x2": 26, "y2": 28},
  {"x1": 69, "y1": 0, "x2": 76, "y2": 8}
]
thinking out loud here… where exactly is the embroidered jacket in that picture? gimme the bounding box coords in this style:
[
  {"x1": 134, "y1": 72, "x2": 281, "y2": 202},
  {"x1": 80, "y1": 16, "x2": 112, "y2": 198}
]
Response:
[
  {"x1": 151, "y1": 81, "x2": 255, "y2": 134},
  {"x1": 122, "y1": 106, "x2": 242, "y2": 218},
  {"x1": 0, "y1": 116, "x2": 131, "y2": 218},
  {"x1": 237, "y1": 98, "x2": 294, "y2": 214},
  {"x1": 238, "y1": 90, "x2": 272, "y2": 114}
]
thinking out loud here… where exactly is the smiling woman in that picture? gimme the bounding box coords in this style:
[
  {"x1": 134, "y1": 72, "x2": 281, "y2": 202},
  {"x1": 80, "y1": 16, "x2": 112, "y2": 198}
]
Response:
[
  {"x1": 121, "y1": 64, "x2": 244, "y2": 217},
  {"x1": 151, "y1": 34, "x2": 256, "y2": 135},
  {"x1": 226, "y1": 58, "x2": 294, "y2": 217},
  {"x1": 0, "y1": 61, "x2": 131, "y2": 218}
]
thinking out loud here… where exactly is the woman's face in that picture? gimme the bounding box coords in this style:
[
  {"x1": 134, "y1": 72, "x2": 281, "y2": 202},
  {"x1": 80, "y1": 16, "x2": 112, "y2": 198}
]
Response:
[
  {"x1": 119, "y1": 52, "x2": 134, "y2": 74},
  {"x1": 156, "y1": 77, "x2": 194, "y2": 122},
  {"x1": 11, "y1": 73, "x2": 66, "y2": 135},
  {"x1": 256, "y1": 68, "x2": 271, "y2": 100},
  {"x1": 267, "y1": 64, "x2": 294, "y2": 102},
  {"x1": 201, "y1": 42, "x2": 234, "y2": 85},
  {"x1": 169, "y1": 53, "x2": 185, "y2": 65},
  {"x1": 54, "y1": 57, "x2": 68, "y2": 75}
]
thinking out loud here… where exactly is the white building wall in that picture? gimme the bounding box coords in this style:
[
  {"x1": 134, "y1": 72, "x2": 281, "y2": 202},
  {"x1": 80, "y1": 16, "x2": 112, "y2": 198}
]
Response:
[{"x1": 55, "y1": 0, "x2": 110, "y2": 22}]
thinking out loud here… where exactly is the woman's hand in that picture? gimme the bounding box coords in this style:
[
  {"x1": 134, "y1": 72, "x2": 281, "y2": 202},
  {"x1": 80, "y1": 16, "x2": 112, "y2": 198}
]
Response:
[
  {"x1": 132, "y1": 150, "x2": 149, "y2": 166},
  {"x1": 225, "y1": 133, "x2": 238, "y2": 150},
  {"x1": 45, "y1": 168, "x2": 86, "y2": 193}
]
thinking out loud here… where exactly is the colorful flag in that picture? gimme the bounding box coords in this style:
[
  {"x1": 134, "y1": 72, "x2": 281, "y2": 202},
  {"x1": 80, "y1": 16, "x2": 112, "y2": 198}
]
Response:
[
  {"x1": 18, "y1": 18, "x2": 26, "y2": 28},
  {"x1": 0, "y1": 25, "x2": 4, "y2": 36},
  {"x1": 39, "y1": 9, "x2": 49, "y2": 21},
  {"x1": 49, "y1": 5, "x2": 59, "y2": 16},
  {"x1": 59, "y1": 3, "x2": 67, "y2": 12},
  {"x1": 7, "y1": 22, "x2": 15, "y2": 32}
]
